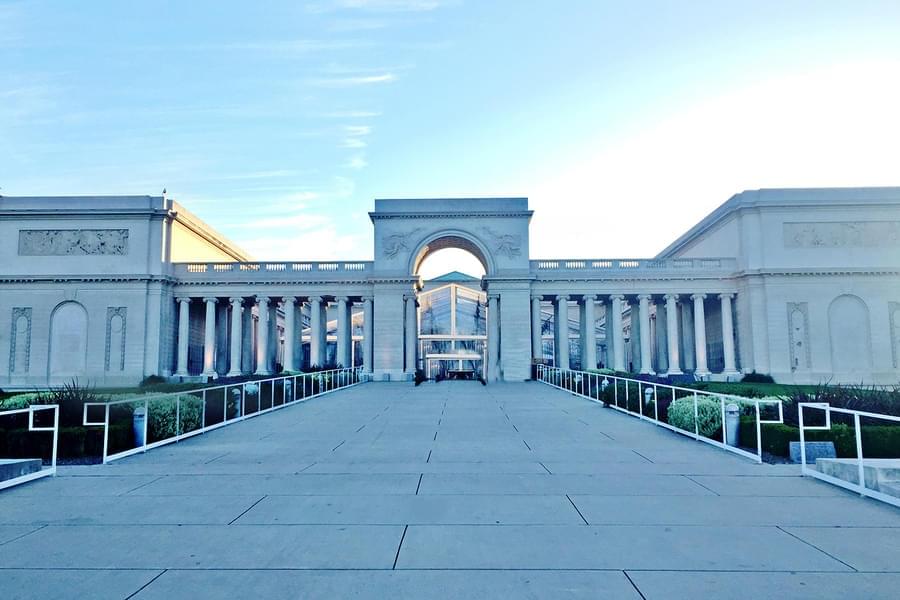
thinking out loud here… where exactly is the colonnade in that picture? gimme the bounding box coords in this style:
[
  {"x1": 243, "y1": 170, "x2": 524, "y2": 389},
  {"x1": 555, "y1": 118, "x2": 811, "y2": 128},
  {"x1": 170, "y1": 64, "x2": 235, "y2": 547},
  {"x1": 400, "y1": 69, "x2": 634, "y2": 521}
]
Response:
[
  {"x1": 173, "y1": 295, "x2": 374, "y2": 378},
  {"x1": 532, "y1": 292, "x2": 738, "y2": 377}
]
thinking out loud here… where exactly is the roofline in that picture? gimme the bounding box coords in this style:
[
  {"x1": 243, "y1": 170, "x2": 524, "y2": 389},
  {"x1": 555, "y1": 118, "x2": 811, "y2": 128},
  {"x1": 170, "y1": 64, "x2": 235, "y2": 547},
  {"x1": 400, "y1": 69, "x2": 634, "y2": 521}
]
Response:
[{"x1": 656, "y1": 186, "x2": 900, "y2": 258}]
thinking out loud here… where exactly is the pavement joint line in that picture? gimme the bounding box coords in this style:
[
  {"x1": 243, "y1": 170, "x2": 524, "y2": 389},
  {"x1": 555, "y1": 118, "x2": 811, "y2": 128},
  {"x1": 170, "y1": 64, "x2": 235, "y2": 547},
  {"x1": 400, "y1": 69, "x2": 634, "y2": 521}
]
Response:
[
  {"x1": 683, "y1": 475, "x2": 721, "y2": 496},
  {"x1": 433, "y1": 430, "x2": 438, "y2": 441},
  {"x1": 566, "y1": 494, "x2": 590, "y2": 525},
  {"x1": 331, "y1": 440, "x2": 346, "y2": 452},
  {"x1": 0, "y1": 524, "x2": 46, "y2": 547},
  {"x1": 539, "y1": 462, "x2": 553, "y2": 474},
  {"x1": 392, "y1": 525, "x2": 409, "y2": 570},
  {"x1": 204, "y1": 453, "x2": 229, "y2": 465},
  {"x1": 775, "y1": 525, "x2": 859, "y2": 572},
  {"x1": 631, "y1": 450, "x2": 654, "y2": 463},
  {"x1": 123, "y1": 568, "x2": 168, "y2": 600},
  {"x1": 415, "y1": 474, "x2": 423, "y2": 495},
  {"x1": 228, "y1": 495, "x2": 268, "y2": 525},
  {"x1": 426, "y1": 449, "x2": 432, "y2": 463},
  {"x1": 297, "y1": 462, "x2": 317, "y2": 473},
  {"x1": 522, "y1": 440, "x2": 532, "y2": 451},
  {"x1": 120, "y1": 475, "x2": 165, "y2": 496},
  {"x1": 1, "y1": 567, "x2": 896, "y2": 573},
  {"x1": 355, "y1": 424, "x2": 366, "y2": 432},
  {"x1": 623, "y1": 570, "x2": 648, "y2": 600}
]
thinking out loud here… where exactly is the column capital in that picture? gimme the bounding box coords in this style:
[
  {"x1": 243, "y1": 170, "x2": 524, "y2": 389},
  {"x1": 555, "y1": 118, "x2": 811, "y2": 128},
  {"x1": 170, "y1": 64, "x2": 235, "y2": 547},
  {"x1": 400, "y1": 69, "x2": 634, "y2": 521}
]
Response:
[
  {"x1": 555, "y1": 294, "x2": 569, "y2": 302},
  {"x1": 582, "y1": 294, "x2": 598, "y2": 302},
  {"x1": 609, "y1": 294, "x2": 625, "y2": 302},
  {"x1": 488, "y1": 294, "x2": 500, "y2": 302},
  {"x1": 691, "y1": 293, "x2": 707, "y2": 302},
  {"x1": 202, "y1": 296, "x2": 218, "y2": 304},
  {"x1": 175, "y1": 296, "x2": 192, "y2": 304},
  {"x1": 664, "y1": 293, "x2": 680, "y2": 302},
  {"x1": 718, "y1": 292, "x2": 735, "y2": 300},
  {"x1": 637, "y1": 294, "x2": 653, "y2": 301},
  {"x1": 531, "y1": 295, "x2": 543, "y2": 302},
  {"x1": 255, "y1": 295, "x2": 270, "y2": 305},
  {"x1": 335, "y1": 296, "x2": 349, "y2": 303},
  {"x1": 361, "y1": 295, "x2": 374, "y2": 303},
  {"x1": 308, "y1": 295, "x2": 323, "y2": 304},
  {"x1": 228, "y1": 296, "x2": 244, "y2": 305},
  {"x1": 282, "y1": 296, "x2": 297, "y2": 304}
]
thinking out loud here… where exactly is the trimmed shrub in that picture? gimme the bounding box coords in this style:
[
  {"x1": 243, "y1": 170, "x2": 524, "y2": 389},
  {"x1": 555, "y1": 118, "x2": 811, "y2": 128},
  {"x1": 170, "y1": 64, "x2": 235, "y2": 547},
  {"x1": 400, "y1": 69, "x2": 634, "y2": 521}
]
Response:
[
  {"x1": 147, "y1": 395, "x2": 203, "y2": 443},
  {"x1": 667, "y1": 396, "x2": 722, "y2": 438},
  {"x1": 741, "y1": 372, "x2": 775, "y2": 384}
]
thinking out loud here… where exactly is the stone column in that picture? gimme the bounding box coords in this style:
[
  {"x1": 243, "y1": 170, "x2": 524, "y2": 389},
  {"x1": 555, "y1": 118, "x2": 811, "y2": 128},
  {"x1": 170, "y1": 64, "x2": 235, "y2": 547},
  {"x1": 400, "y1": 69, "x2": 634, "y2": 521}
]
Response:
[
  {"x1": 581, "y1": 295, "x2": 597, "y2": 371},
  {"x1": 226, "y1": 297, "x2": 243, "y2": 377},
  {"x1": 309, "y1": 296, "x2": 323, "y2": 367},
  {"x1": 404, "y1": 294, "x2": 418, "y2": 374},
  {"x1": 610, "y1": 295, "x2": 626, "y2": 372},
  {"x1": 282, "y1": 296, "x2": 296, "y2": 372},
  {"x1": 665, "y1": 294, "x2": 683, "y2": 375},
  {"x1": 692, "y1": 294, "x2": 710, "y2": 377},
  {"x1": 488, "y1": 294, "x2": 500, "y2": 381},
  {"x1": 638, "y1": 295, "x2": 654, "y2": 374},
  {"x1": 336, "y1": 296, "x2": 350, "y2": 368},
  {"x1": 362, "y1": 296, "x2": 374, "y2": 374},
  {"x1": 202, "y1": 297, "x2": 217, "y2": 377},
  {"x1": 554, "y1": 295, "x2": 569, "y2": 369},
  {"x1": 255, "y1": 296, "x2": 271, "y2": 375},
  {"x1": 531, "y1": 296, "x2": 543, "y2": 362},
  {"x1": 175, "y1": 297, "x2": 191, "y2": 376},
  {"x1": 720, "y1": 293, "x2": 739, "y2": 376}
]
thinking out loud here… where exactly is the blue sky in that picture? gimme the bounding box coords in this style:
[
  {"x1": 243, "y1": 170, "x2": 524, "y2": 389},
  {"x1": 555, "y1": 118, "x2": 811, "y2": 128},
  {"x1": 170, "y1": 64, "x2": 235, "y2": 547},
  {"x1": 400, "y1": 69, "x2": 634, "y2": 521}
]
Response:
[{"x1": 3, "y1": 0, "x2": 900, "y2": 269}]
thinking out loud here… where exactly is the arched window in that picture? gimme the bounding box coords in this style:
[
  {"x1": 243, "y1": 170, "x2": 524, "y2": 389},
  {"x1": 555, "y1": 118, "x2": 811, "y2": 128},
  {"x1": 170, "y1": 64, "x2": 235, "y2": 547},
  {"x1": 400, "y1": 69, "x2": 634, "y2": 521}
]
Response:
[
  {"x1": 828, "y1": 295, "x2": 872, "y2": 374},
  {"x1": 49, "y1": 302, "x2": 88, "y2": 376}
]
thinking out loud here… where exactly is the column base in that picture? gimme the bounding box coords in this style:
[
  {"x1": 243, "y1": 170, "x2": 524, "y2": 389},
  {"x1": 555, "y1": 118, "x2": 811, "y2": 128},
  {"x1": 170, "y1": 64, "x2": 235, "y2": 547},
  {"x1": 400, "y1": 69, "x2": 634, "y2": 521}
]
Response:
[
  {"x1": 694, "y1": 370, "x2": 711, "y2": 378},
  {"x1": 225, "y1": 370, "x2": 243, "y2": 378},
  {"x1": 639, "y1": 369, "x2": 655, "y2": 376},
  {"x1": 666, "y1": 369, "x2": 683, "y2": 376},
  {"x1": 721, "y1": 370, "x2": 741, "y2": 380},
  {"x1": 174, "y1": 371, "x2": 189, "y2": 378},
  {"x1": 254, "y1": 370, "x2": 272, "y2": 377}
]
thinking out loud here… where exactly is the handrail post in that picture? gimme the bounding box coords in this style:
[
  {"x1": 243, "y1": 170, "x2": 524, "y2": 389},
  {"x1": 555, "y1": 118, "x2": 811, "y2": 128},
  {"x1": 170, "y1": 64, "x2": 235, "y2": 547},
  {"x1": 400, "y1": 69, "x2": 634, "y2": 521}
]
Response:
[
  {"x1": 176, "y1": 394, "x2": 181, "y2": 441},
  {"x1": 720, "y1": 397, "x2": 727, "y2": 446},
  {"x1": 799, "y1": 403, "x2": 807, "y2": 469},
  {"x1": 653, "y1": 385, "x2": 659, "y2": 421},
  {"x1": 755, "y1": 401, "x2": 763, "y2": 463},
  {"x1": 854, "y1": 412, "x2": 865, "y2": 496},
  {"x1": 143, "y1": 399, "x2": 149, "y2": 452},
  {"x1": 102, "y1": 404, "x2": 110, "y2": 464},
  {"x1": 201, "y1": 390, "x2": 207, "y2": 430},
  {"x1": 693, "y1": 392, "x2": 699, "y2": 440},
  {"x1": 51, "y1": 405, "x2": 59, "y2": 474}
]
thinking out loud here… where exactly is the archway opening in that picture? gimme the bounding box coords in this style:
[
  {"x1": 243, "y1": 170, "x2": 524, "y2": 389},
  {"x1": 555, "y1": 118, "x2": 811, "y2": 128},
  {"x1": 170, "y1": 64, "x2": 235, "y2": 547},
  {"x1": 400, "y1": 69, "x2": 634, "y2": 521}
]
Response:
[
  {"x1": 414, "y1": 243, "x2": 488, "y2": 382},
  {"x1": 412, "y1": 235, "x2": 490, "y2": 279}
]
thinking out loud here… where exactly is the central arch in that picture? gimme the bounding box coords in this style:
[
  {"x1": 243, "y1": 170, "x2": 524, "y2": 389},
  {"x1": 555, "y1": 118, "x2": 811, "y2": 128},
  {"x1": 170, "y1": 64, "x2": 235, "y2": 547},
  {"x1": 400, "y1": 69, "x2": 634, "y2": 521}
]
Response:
[{"x1": 409, "y1": 230, "x2": 495, "y2": 277}]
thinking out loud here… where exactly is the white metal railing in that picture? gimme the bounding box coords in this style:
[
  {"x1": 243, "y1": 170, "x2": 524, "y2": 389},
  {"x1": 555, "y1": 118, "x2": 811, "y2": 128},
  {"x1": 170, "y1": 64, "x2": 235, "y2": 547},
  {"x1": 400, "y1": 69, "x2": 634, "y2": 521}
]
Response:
[
  {"x1": 530, "y1": 257, "x2": 736, "y2": 273},
  {"x1": 536, "y1": 365, "x2": 783, "y2": 463},
  {"x1": 799, "y1": 402, "x2": 900, "y2": 508},
  {"x1": 174, "y1": 261, "x2": 373, "y2": 278},
  {"x1": 82, "y1": 367, "x2": 365, "y2": 464},
  {"x1": 0, "y1": 404, "x2": 59, "y2": 490}
]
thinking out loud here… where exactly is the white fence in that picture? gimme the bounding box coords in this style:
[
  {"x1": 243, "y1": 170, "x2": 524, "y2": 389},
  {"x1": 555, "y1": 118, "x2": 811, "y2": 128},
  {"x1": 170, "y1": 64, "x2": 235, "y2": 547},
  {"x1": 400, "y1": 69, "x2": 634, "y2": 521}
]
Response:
[
  {"x1": 0, "y1": 404, "x2": 59, "y2": 490},
  {"x1": 536, "y1": 365, "x2": 783, "y2": 463},
  {"x1": 83, "y1": 367, "x2": 365, "y2": 464},
  {"x1": 799, "y1": 402, "x2": 900, "y2": 508}
]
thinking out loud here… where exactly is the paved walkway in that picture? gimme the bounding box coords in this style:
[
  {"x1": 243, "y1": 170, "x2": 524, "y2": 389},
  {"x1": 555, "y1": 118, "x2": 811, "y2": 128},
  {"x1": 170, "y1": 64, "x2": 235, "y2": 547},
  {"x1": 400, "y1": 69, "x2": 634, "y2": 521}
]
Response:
[{"x1": 1, "y1": 382, "x2": 899, "y2": 599}]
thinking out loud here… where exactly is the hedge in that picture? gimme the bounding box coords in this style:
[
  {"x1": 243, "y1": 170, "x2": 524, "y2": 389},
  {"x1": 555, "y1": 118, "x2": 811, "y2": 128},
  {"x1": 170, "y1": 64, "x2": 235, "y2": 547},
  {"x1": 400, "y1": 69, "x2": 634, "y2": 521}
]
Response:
[
  {"x1": 668, "y1": 396, "x2": 723, "y2": 438},
  {"x1": 0, "y1": 423, "x2": 132, "y2": 461},
  {"x1": 738, "y1": 416, "x2": 900, "y2": 458}
]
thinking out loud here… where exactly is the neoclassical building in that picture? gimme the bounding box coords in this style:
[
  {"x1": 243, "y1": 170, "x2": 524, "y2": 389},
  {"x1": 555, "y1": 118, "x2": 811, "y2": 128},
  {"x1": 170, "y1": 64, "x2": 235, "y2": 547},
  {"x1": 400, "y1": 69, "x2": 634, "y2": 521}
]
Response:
[{"x1": 1, "y1": 188, "x2": 899, "y2": 389}]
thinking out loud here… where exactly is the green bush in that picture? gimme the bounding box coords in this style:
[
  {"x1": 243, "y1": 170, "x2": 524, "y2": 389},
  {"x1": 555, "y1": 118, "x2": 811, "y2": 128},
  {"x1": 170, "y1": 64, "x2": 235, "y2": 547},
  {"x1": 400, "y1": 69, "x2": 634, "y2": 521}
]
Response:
[
  {"x1": 739, "y1": 416, "x2": 900, "y2": 458},
  {"x1": 147, "y1": 395, "x2": 203, "y2": 442},
  {"x1": 741, "y1": 371, "x2": 775, "y2": 384},
  {"x1": 0, "y1": 393, "x2": 43, "y2": 410},
  {"x1": 667, "y1": 396, "x2": 722, "y2": 438}
]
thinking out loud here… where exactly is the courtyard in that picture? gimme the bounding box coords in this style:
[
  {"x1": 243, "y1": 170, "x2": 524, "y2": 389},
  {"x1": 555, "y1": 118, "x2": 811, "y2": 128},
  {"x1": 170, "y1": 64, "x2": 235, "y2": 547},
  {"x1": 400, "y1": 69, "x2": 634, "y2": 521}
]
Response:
[{"x1": 1, "y1": 381, "x2": 898, "y2": 599}]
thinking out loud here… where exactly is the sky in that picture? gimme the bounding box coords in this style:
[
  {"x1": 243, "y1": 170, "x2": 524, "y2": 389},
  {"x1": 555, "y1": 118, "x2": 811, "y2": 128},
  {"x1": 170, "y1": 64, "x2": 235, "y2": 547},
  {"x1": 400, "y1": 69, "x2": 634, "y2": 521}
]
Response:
[{"x1": 3, "y1": 1, "x2": 900, "y2": 276}]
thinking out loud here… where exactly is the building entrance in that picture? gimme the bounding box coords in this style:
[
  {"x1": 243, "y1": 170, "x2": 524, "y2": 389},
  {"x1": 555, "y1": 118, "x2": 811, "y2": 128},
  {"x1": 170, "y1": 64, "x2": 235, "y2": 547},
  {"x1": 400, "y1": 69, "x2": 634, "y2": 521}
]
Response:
[{"x1": 416, "y1": 278, "x2": 487, "y2": 381}]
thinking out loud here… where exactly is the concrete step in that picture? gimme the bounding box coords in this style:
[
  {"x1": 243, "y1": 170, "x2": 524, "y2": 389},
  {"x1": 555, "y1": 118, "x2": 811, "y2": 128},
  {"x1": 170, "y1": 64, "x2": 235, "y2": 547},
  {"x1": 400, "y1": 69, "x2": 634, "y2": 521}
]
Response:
[
  {"x1": 0, "y1": 458, "x2": 43, "y2": 483},
  {"x1": 816, "y1": 458, "x2": 900, "y2": 498}
]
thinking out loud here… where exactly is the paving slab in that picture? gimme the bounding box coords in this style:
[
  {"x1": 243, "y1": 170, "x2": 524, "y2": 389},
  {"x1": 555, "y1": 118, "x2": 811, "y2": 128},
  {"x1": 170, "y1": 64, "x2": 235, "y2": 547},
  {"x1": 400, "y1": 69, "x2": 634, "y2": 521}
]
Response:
[
  {"x1": 235, "y1": 494, "x2": 584, "y2": 525},
  {"x1": 0, "y1": 569, "x2": 162, "y2": 600},
  {"x1": 418, "y1": 472, "x2": 713, "y2": 495},
  {"x1": 627, "y1": 571, "x2": 900, "y2": 600},
  {"x1": 397, "y1": 524, "x2": 851, "y2": 571},
  {"x1": 0, "y1": 524, "x2": 403, "y2": 569},
  {"x1": 784, "y1": 526, "x2": 900, "y2": 571},
  {"x1": 128, "y1": 473, "x2": 420, "y2": 496},
  {"x1": 131, "y1": 569, "x2": 641, "y2": 599},
  {"x1": 689, "y1": 474, "x2": 847, "y2": 496}
]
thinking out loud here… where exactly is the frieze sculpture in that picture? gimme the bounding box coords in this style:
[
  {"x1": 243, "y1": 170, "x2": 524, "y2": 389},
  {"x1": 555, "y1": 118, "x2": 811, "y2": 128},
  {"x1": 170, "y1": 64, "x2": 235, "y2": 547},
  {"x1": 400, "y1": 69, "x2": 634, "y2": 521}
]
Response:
[
  {"x1": 481, "y1": 227, "x2": 522, "y2": 258},
  {"x1": 18, "y1": 229, "x2": 130, "y2": 256},
  {"x1": 784, "y1": 221, "x2": 900, "y2": 248},
  {"x1": 382, "y1": 228, "x2": 422, "y2": 258}
]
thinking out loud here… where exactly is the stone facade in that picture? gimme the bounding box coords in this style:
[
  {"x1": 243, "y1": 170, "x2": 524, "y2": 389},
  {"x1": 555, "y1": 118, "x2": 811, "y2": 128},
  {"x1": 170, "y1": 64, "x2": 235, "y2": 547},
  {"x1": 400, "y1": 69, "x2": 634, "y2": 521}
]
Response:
[{"x1": 1, "y1": 188, "x2": 899, "y2": 389}]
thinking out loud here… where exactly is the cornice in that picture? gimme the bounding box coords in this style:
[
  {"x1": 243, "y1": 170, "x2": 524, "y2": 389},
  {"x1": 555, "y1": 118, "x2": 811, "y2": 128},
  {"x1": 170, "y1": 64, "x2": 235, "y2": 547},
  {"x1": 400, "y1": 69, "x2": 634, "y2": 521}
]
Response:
[{"x1": 369, "y1": 210, "x2": 533, "y2": 221}]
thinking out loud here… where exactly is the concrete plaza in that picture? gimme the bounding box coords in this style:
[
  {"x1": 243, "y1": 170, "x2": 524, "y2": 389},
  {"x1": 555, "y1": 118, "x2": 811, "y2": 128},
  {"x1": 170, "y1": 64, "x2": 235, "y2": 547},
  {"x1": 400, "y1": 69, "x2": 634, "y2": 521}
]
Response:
[{"x1": 1, "y1": 382, "x2": 899, "y2": 599}]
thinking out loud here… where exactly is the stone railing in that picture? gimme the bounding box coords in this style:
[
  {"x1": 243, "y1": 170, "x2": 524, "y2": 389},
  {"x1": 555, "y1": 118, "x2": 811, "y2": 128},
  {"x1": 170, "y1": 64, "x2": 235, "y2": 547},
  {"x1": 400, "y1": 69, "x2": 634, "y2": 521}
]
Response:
[
  {"x1": 173, "y1": 261, "x2": 373, "y2": 280},
  {"x1": 530, "y1": 257, "x2": 737, "y2": 277}
]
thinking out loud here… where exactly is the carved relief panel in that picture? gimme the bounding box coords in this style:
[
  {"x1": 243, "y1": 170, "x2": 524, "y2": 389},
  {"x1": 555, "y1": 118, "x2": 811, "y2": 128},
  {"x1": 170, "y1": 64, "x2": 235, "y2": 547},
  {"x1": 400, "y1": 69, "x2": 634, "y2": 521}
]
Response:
[
  {"x1": 18, "y1": 229, "x2": 129, "y2": 255},
  {"x1": 787, "y1": 302, "x2": 811, "y2": 371},
  {"x1": 784, "y1": 221, "x2": 900, "y2": 248},
  {"x1": 9, "y1": 308, "x2": 32, "y2": 374}
]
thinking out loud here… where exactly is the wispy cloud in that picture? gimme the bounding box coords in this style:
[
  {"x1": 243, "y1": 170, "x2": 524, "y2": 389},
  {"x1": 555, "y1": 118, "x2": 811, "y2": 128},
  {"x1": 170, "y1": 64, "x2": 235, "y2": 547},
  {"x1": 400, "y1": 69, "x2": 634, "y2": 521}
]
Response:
[
  {"x1": 321, "y1": 110, "x2": 382, "y2": 118},
  {"x1": 345, "y1": 155, "x2": 368, "y2": 169},
  {"x1": 343, "y1": 125, "x2": 372, "y2": 136},
  {"x1": 314, "y1": 0, "x2": 447, "y2": 12},
  {"x1": 308, "y1": 73, "x2": 397, "y2": 87},
  {"x1": 218, "y1": 39, "x2": 372, "y2": 56},
  {"x1": 341, "y1": 138, "x2": 367, "y2": 148}
]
